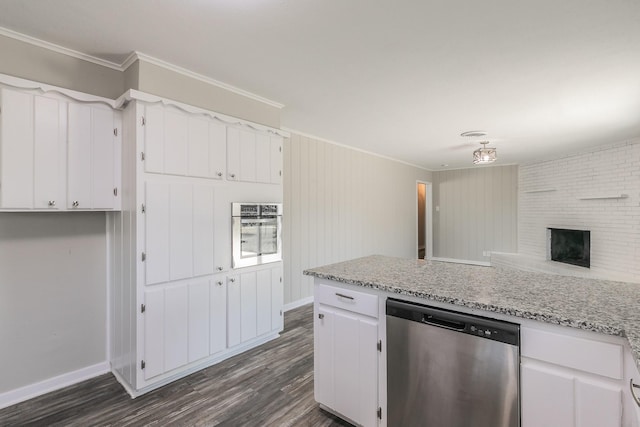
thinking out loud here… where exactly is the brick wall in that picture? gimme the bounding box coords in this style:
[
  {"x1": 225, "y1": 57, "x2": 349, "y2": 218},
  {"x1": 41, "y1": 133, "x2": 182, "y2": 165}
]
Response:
[{"x1": 518, "y1": 139, "x2": 640, "y2": 281}]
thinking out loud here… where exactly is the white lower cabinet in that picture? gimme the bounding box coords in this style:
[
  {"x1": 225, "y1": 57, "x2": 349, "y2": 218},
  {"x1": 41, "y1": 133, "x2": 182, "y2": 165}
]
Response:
[
  {"x1": 312, "y1": 278, "x2": 640, "y2": 427},
  {"x1": 136, "y1": 263, "x2": 283, "y2": 389},
  {"x1": 314, "y1": 283, "x2": 379, "y2": 427},
  {"x1": 521, "y1": 326, "x2": 624, "y2": 427}
]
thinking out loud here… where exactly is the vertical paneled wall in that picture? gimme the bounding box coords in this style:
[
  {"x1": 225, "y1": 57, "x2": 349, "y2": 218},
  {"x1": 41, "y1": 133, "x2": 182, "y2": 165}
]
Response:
[
  {"x1": 282, "y1": 134, "x2": 432, "y2": 305},
  {"x1": 432, "y1": 165, "x2": 518, "y2": 262}
]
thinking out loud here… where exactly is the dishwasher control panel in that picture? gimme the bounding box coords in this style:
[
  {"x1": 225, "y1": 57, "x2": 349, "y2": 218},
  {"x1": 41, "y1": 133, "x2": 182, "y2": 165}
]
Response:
[{"x1": 386, "y1": 298, "x2": 520, "y2": 346}]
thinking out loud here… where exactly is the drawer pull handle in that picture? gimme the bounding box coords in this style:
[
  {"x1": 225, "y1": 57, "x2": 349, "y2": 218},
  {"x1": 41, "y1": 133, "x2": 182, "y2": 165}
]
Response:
[
  {"x1": 631, "y1": 379, "x2": 640, "y2": 408},
  {"x1": 335, "y1": 293, "x2": 354, "y2": 300}
]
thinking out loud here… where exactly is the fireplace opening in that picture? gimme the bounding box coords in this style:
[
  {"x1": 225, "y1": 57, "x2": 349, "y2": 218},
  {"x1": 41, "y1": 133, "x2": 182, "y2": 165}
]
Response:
[{"x1": 549, "y1": 228, "x2": 590, "y2": 268}]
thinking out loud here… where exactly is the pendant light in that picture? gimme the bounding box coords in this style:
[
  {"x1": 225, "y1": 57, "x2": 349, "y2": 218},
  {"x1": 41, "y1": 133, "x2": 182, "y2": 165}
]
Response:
[{"x1": 473, "y1": 141, "x2": 497, "y2": 165}]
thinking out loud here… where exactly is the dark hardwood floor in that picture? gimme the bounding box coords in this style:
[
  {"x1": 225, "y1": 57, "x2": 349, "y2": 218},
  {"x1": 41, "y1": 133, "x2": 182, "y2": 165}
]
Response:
[{"x1": 0, "y1": 304, "x2": 352, "y2": 427}]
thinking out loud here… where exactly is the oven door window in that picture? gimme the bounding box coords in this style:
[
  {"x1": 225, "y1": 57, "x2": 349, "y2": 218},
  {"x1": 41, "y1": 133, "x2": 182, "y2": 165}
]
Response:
[
  {"x1": 258, "y1": 218, "x2": 279, "y2": 256},
  {"x1": 239, "y1": 220, "x2": 260, "y2": 258}
]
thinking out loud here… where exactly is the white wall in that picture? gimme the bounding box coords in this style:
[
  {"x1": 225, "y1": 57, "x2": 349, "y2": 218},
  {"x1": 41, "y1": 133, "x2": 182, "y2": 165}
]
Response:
[
  {"x1": 518, "y1": 139, "x2": 640, "y2": 281},
  {"x1": 0, "y1": 213, "x2": 107, "y2": 394},
  {"x1": 432, "y1": 165, "x2": 518, "y2": 262},
  {"x1": 282, "y1": 133, "x2": 432, "y2": 305}
]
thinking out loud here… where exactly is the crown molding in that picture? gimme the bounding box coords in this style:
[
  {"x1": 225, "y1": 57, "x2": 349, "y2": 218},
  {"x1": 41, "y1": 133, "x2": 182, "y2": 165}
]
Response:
[
  {"x1": 0, "y1": 26, "x2": 123, "y2": 71},
  {"x1": 0, "y1": 26, "x2": 285, "y2": 109},
  {"x1": 131, "y1": 52, "x2": 284, "y2": 109},
  {"x1": 282, "y1": 127, "x2": 433, "y2": 172}
]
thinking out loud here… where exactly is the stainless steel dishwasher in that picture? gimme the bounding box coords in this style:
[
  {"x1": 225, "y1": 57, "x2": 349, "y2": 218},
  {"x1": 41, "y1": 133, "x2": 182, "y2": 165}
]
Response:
[{"x1": 386, "y1": 298, "x2": 520, "y2": 427}]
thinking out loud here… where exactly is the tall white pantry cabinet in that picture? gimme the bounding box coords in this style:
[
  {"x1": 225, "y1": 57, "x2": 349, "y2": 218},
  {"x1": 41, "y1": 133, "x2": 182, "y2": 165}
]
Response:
[{"x1": 108, "y1": 92, "x2": 286, "y2": 396}]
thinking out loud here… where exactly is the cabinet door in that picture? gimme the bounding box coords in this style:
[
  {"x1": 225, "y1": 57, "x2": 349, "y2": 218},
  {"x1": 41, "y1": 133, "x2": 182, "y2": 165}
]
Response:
[
  {"x1": 240, "y1": 271, "x2": 257, "y2": 342},
  {"x1": 169, "y1": 183, "x2": 193, "y2": 280},
  {"x1": 227, "y1": 274, "x2": 241, "y2": 347},
  {"x1": 144, "y1": 287, "x2": 165, "y2": 380},
  {"x1": 314, "y1": 306, "x2": 335, "y2": 408},
  {"x1": 239, "y1": 129, "x2": 256, "y2": 182},
  {"x1": 164, "y1": 284, "x2": 189, "y2": 372},
  {"x1": 226, "y1": 127, "x2": 240, "y2": 181},
  {"x1": 188, "y1": 280, "x2": 210, "y2": 363},
  {"x1": 270, "y1": 135, "x2": 283, "y2": 184},
  {"x1": 34, "y1": 95, "x2": 64, "y2": 209},
  {"x1": 210, "y1": 277, "x2": 227, "y2": 355},
  {"x1": 0, "y1": 89, "x2": 34, "y2": 208},
  {"x1": 67, "y1": 103, "x2": 92, "y2": 209},
  {"x1": 91, "y1": 107, "x2": 116, "y2": 209},
  {"x1": 187, "y1": 116, "x2": 210, "y2": 178},
  {"x1": 213, "y1": 192, "x2": 231, "y2": 273},
  {"x1": 256, "y1": 268, "x2": 272, "y2": 336},
  {"x1": 209, "y1": 122, "x2": 226, "y2": 179},
  {"x1": 144, "y1": 103, "x2": 164, "y2": 173},
  {"x1": 163, "y1": 109, "x2": 188, "y2": 176},
  {"x1": 522, "y1": 363, "x2": 575, "y2": 427},
  {"x1": 193, "y1": 185, "x2": 214, "y2": 276},
  {"x1": 271, "y1": 266, "x2": 283, "y2": 332},
  {"x1": 575, "y1": 379, "x2": 622, "y2": 427},
  {"x1": 314, "y1": 303, "x2": 379, "y2": 427},
  {"x1": 145, "y1": 182, "x2": 170, "y2": 285},
  {"x1": 255, "y1": 133, "x2": 271, "y2": 183}
]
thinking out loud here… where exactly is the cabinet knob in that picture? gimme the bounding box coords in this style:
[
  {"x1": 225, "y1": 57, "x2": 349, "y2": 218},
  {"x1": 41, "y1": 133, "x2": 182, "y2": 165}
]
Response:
[
  {"x1": 229, "y1": 278, "x2": 235, "y2": 283},
  {"x1": 229, "y1": 173, "x2": 236, "y2": 179},
  {"x1": 216, "y1": 281, "x2": 223, "y2": 286},
  {"x1": 72, "y1": 201, "x2": 79, "y2": 208},
  {"x1": 48, "y1": 200, "x2": 56, "y2": 207},
  {"x1": 216, "y1": 266, "x2": 223, "y2": 271},
  {"x1": 216, "y1": 172, "x2": 222, "y2": 177},
  {"x1": 318, "y1": 313, "x2": 324, "y2": 319}
]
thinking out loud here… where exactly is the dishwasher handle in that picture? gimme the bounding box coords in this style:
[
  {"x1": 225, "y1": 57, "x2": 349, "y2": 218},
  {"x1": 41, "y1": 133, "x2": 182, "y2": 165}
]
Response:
[{"x1": 422, "y1": 314, "x2": 466, "y2": 331}]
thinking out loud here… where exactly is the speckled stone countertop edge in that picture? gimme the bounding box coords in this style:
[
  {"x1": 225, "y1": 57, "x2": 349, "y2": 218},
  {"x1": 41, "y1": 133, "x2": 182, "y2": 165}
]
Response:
[
  {"x1": 305, "y1": 271, "x2": 626, "y2": 337},
  {"x1": 304, "y1": 265, "x2": 640, "y2": 371}
]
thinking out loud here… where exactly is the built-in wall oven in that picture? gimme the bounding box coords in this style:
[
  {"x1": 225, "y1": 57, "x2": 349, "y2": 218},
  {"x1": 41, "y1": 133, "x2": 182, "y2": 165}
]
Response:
[{"x1": 232, "y1": 202, "x2": 283, "y2": 268}]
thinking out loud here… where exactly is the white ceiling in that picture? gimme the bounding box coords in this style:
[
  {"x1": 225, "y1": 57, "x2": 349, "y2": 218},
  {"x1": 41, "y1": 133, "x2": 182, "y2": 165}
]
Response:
[{"x1": 1, "y1": 0, "x2": 639, "y2": 170}]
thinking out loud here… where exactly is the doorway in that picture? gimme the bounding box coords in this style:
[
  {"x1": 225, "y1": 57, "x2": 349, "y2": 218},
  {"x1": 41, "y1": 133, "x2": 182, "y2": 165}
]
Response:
[{"x1": 416, "y1": 181, "x2": 432, "y2": 260}]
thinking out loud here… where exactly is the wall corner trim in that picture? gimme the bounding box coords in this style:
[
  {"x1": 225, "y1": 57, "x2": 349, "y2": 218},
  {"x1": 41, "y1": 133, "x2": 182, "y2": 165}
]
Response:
[
  {"x1": 0, "y1": 362, "x2": 110, "y2": 410},
  {"x1": 0, "y1": 26, "x2": 123, "y2": 71}
]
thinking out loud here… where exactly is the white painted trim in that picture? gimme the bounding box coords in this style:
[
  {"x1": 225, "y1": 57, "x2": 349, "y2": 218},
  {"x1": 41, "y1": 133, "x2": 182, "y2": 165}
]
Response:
[
  {"x1": 416, "y1": 180, "x2": 433, "y2": 261},
  {"x1": 282, "y1": 127, "x2": 433, "y2": 172},
  {"x1": 132, "y1": 52, "x2": 285, "y2": 109},
  {"x1": 0, "y1": 27, "x2": 285, "y2": 109},
  {"x1": 0, "y1": 362, "x2": 109, "y2": 410},
  {"x1": 283, "y1": 296, "x2": 313, "y2": 312},
  {"x1": 0, "y1": 72, "x2": 118, "y2": 107},
  {"x1": 429, "y1": 257, "x2": 491, "y2": 267},
  {"x1": 0, "y1": 26, "x2": 123, "y2": 71},
  {"x1": 117, "y1": 89, "x2": 290, "y2": 138}
]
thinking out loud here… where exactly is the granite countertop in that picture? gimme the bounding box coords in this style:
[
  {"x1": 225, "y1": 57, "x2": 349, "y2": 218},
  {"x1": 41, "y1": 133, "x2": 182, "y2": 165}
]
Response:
[{"x1": 304, "y1": 255, "x2": 640, "y2": 369}]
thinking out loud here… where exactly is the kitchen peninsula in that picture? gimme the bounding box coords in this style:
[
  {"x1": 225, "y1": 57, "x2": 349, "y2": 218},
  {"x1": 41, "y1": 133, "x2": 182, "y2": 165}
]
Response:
[{"x1": 304, "y1": 255, "x2": 640, "y2": 427}]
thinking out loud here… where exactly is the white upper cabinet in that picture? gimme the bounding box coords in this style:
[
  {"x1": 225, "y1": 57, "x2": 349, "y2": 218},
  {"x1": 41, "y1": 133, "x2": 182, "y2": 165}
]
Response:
[
  {"x1": 0, "y1": 89, "x2": 66, "y2": 210},
  {"x1": 226, "y1": 126, "x2": 283, "y2": 184},
  {"x1": 270, "y1": 135, "x2": 283, "y2": 184},
  {"x1": 209, "y1": 122, "x2": 226, "y2": 179},
  {"x1": 0, "y1": 87, "x2": 120, "y2": 211},
  {"x1": 143, "y1": 104, "x2": 227, "y2": 180}
]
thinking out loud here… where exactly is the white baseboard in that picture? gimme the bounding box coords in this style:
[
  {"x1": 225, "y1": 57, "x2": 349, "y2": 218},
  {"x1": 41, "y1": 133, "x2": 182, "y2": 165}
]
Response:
[
  {"x1": 0, "y1": 361, "x2": 109, "y2": 410},
  {"x1": 283, "y1": 296, "x2": 313, "y2": 312}
]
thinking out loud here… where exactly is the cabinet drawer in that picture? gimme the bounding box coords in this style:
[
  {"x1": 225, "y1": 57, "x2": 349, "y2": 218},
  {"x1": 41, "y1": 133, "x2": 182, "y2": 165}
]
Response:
[
  {"x1": 317, "y1": 283, "x2": 378, "y2": 318},
  {"x1": 522, "y1": 327, "x2": 623, "y2": 380}
]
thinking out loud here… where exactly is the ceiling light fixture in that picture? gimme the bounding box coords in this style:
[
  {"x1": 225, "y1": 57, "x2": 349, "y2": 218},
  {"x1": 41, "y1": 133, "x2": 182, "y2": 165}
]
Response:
[
  {"x1": 460, "y1": 130, "x2": 487, "y2": 138},
  {"x1": 473, "y1": 141, "x2": 497, "y2": 165}
]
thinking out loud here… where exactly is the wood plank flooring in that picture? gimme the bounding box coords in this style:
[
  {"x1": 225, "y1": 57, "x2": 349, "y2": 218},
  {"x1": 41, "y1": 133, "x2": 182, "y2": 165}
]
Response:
[{"x1": 0, "y1": 304, "x2": 352, "y2": 427}]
